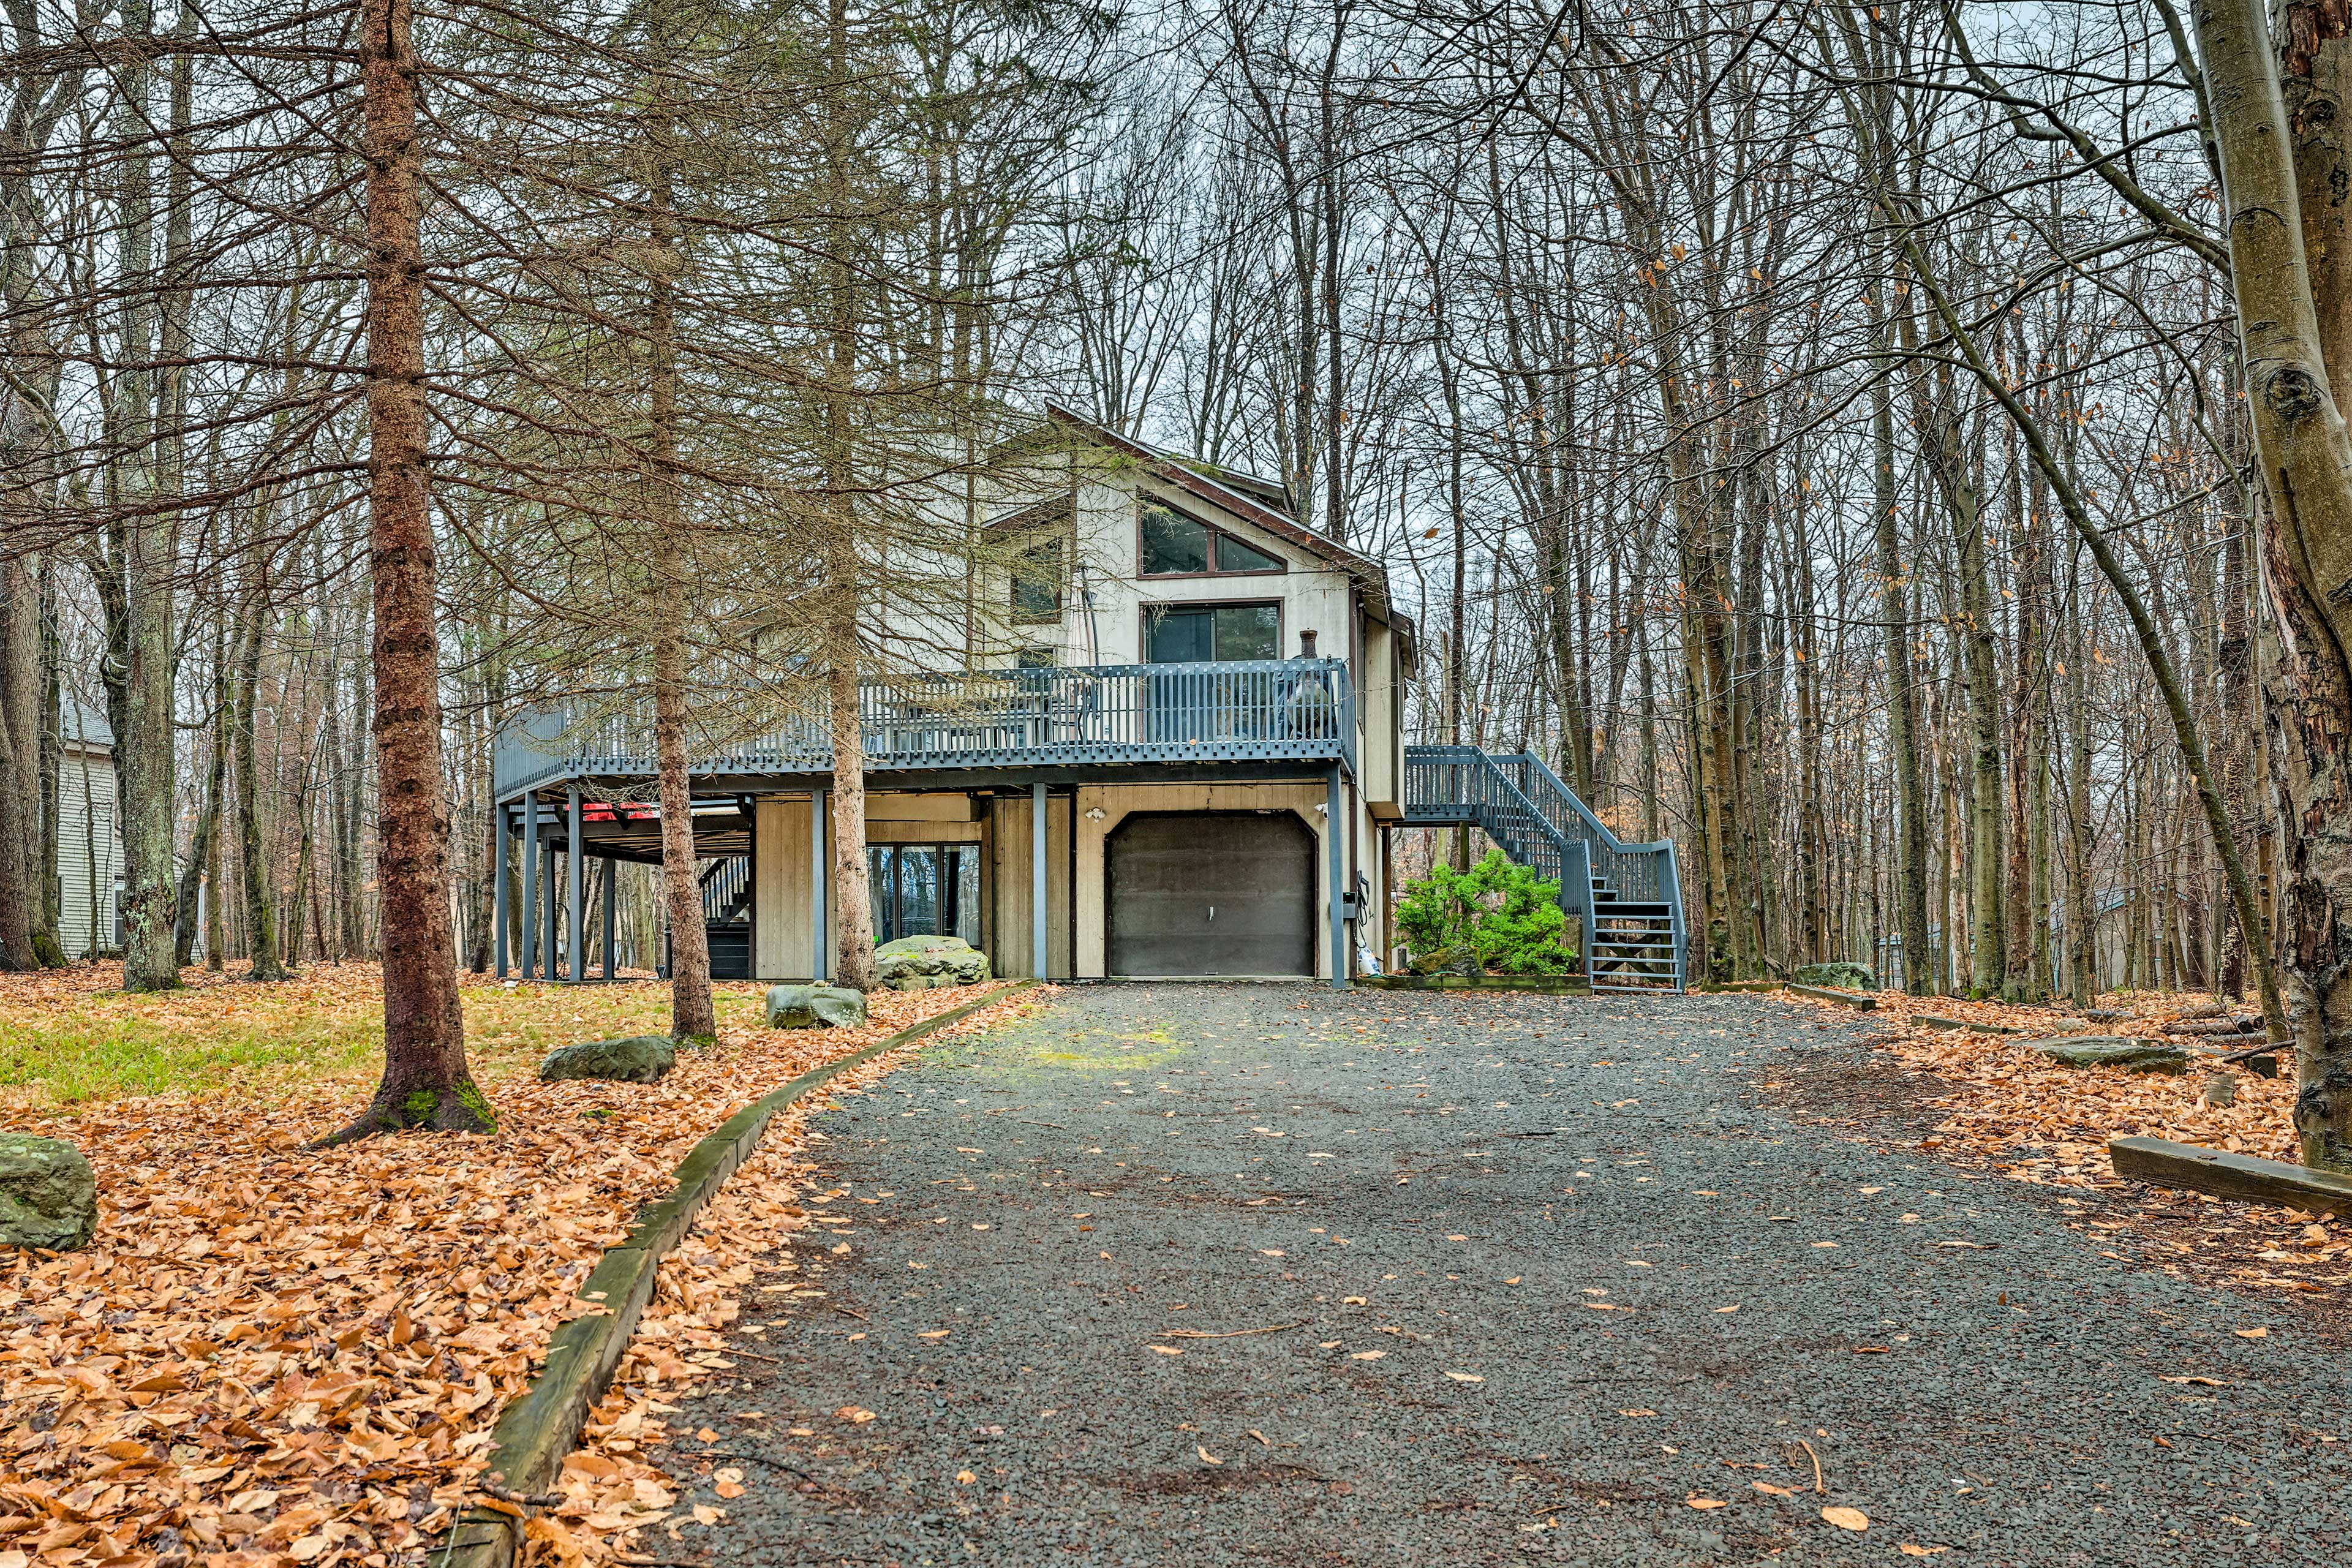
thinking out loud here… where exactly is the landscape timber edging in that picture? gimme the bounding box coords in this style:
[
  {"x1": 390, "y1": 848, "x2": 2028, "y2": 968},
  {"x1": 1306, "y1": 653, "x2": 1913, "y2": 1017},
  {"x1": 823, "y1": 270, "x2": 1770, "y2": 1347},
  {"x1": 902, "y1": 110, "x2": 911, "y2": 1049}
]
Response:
[
  {"x1": 1363, "y1": 974, "x2": 1591, "y2": 995},
  {"x1": 2108, "y1": 1134, "x2": 2352, "y2": 1218},
  {"x1": 440, "y1": 981, "x2": 1035, "y2": 1568},
  {"x1": 1785, "y1": 982, "x2": 1879, "y2": 1009}
]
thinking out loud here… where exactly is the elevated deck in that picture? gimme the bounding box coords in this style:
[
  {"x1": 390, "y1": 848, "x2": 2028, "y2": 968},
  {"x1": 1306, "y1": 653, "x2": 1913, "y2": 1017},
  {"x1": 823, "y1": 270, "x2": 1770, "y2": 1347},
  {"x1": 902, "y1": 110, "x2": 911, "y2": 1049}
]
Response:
[{"x1": 493, "y1": 659, "x2": 1359, "y2": 802}]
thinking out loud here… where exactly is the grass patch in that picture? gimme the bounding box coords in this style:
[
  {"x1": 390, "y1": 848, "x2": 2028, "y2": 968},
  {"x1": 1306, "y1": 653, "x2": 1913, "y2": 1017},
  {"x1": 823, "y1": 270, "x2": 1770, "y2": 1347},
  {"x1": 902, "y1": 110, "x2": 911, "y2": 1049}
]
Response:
[{"x1": 0, "y1": 965, "x2": 767, "y2": 1107}]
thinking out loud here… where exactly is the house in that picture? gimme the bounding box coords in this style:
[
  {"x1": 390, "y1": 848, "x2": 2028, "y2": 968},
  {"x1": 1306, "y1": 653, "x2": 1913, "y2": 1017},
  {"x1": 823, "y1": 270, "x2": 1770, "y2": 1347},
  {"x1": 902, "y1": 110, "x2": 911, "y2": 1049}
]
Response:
[
  {"x1": 490, "y1": 410, "x2": 1686, "y2": 990},
  {"x1": 56, "y1": 699, "x2": 125, "y2": 959}
]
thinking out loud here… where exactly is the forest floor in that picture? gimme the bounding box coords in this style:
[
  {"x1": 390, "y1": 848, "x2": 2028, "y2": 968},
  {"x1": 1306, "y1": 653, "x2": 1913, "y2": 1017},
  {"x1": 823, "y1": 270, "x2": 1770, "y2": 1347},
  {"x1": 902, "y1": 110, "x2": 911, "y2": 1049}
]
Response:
[
  {"x1": 6, "y1": 971, "x2": 2337, "y2": 1567},
  {"x1": 0, "y1": 962, "x2": 1039, "y2": 1568},
  {"x1": 1776, "y1": 986, "x2": 2350, "y2": 1313}
]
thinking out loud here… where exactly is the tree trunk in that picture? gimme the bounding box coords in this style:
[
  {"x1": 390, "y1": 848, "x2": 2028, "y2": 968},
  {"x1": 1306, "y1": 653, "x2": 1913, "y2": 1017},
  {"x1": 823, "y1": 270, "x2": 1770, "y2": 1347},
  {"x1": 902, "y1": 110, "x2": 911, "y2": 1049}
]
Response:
[
  {"x1": 829, "y1": 649, "x2": 878, "y2": 990},
  {"x1": 2196, "y1": 0, "x2": 2352, "y2": 1166},
  {"x1": 652, "y1": 629, "x2": 714, "y2": 1039},
  {"x1": 173, "y1": 618, "x2": 227, "y2": 968},
  {"x1": 0, "y1": 556, "x2": 36, "y2": 970},
  {"x1": 325, "y1": 0, "x2": 486, "y2": 1142},
  {"x1": 232, "y1": 587, "x2": 288, "y2": 981},
  {"x1": 1872, "y1": 337, "x2": 1932, "y2": 995},
  {"x1": 116, "y1": 0, "x2": 178, "y2": 993}
]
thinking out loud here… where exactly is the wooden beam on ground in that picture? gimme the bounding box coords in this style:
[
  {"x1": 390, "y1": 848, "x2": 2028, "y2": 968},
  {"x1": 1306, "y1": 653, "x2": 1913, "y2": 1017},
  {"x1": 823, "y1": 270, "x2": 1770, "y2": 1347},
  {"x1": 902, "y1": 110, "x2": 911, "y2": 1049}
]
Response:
[
  {"x1": 2108, "y1": 1136, "x2": 2352, "y2": 1218},
  {"x1": 1787, "y1": 982, "x2": 1878, "y2": 1009}
]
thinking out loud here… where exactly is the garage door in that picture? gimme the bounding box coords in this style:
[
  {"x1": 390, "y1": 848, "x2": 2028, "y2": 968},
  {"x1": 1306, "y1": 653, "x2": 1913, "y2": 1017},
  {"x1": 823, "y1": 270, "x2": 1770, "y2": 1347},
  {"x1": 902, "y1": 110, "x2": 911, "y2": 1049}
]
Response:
[{"x1": 1107, "y1": 811, "x2": 1316, "y2": 976}]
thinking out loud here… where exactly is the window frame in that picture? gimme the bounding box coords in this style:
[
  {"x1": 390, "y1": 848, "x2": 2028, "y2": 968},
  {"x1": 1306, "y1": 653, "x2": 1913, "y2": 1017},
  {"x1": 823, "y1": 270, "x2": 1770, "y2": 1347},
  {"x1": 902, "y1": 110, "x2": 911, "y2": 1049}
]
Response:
[
  {"x1": 1135, "y1": 498, "x2": 1289, "y2": 579},
  {"x1": 1139, "y1": 598, "x2": 1286, "y2": 664}
]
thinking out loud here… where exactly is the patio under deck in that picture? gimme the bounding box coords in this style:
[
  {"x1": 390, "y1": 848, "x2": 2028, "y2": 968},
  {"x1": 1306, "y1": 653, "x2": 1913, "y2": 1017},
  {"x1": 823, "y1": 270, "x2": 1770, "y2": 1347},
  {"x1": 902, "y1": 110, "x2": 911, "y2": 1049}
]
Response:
[{"x1": 490, "y1": 659, "x2": 1363, "y2": 990}]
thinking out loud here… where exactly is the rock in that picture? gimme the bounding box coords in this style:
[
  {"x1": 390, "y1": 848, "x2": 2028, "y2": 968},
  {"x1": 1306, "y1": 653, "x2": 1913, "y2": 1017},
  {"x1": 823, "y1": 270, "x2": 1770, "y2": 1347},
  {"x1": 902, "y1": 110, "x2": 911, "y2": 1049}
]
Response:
[
  {"x1": 539, "y1": 1035, "x2": 677, "y2": 1084},
  {"x1": 2204, "y1": 1071, "x2": 2239, "y2": 1108},
  {"x1": 873, "y1": 934, "x2": 990, "y2": 991},
  {"x1": 1793, "y1": 962, "x2": 1874, "y2": 990},
  {"x1": 2030, "y1": 1036, "x2": 2193, "y2": 1074},
  {"x1": 766, "y1": 984, "x2": 869, "y2": 1029},
  {"x1": 0, "y1": 1134, "x2": 97, "y2": 1252}
]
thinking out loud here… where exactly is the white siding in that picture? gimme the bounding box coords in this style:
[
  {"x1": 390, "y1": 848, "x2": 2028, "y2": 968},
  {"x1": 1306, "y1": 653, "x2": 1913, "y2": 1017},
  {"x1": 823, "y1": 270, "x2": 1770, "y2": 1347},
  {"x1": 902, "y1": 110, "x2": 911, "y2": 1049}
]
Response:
[{"x1": 56, "y1": 747, "x2": 123, "y2": 958}]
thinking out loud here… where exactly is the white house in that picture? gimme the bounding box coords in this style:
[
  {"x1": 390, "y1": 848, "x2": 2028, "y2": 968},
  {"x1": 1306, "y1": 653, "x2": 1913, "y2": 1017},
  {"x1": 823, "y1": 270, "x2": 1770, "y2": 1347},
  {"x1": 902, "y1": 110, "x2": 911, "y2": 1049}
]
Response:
[{"x1": 56, "y1": 699, "x2": 124, "y2": 959}]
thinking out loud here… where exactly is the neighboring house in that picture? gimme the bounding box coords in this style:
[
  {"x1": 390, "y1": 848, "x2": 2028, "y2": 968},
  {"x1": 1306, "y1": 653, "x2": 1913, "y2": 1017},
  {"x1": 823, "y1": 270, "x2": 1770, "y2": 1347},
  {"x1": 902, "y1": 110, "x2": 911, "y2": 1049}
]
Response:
[
  {"x1": 491, "y1": 410, "x2": 1686, "y2": 990},
  {"x1": 56, "y1": 699, "x2": 125, "y2": 959}
]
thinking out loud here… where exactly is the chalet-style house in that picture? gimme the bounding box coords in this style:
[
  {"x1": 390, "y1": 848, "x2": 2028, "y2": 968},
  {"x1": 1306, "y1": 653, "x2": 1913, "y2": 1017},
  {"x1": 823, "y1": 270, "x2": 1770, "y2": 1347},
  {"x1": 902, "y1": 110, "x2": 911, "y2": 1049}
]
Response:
[{"x1": 491, "y1": 410, "x2": 1685, "y2": 991}]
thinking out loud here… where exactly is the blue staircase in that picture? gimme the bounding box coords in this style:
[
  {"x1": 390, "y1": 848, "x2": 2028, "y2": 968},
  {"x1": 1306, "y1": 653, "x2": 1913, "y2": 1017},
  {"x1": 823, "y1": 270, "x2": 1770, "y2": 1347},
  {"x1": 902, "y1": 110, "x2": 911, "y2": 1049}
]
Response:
[{"x1": 1402, "y1": 746, "x2": 1686, "y2": 993}]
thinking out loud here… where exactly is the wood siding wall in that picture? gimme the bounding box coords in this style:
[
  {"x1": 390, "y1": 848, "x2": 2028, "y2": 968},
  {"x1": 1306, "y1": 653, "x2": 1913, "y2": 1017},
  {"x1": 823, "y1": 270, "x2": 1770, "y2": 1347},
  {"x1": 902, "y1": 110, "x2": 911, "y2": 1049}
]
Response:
[{"x1": 58, "y1": 749, "x2": 123, "y2": 959}]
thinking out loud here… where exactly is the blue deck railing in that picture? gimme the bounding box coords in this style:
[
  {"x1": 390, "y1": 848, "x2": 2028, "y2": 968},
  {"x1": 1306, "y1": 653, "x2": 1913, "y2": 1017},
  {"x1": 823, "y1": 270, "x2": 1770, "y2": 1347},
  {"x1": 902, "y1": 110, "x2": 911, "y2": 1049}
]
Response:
[{"x1": 494, "y1": 659, "x2": 1357, "y2": 799}]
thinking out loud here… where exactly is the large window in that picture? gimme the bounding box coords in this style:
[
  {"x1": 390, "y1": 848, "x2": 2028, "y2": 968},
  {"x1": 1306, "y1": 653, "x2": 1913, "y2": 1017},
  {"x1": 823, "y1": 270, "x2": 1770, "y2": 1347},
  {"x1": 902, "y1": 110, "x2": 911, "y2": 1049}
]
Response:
[
  {"x1": 1011, "y1": 537, "x2": 1061, "y2": 624},
  {"x1": 1144, "y1": 603, "x2": 1281, "y2": 663},
  {"x1": 1140, "y1": 501, "x2": 1286, "y2": 577}
]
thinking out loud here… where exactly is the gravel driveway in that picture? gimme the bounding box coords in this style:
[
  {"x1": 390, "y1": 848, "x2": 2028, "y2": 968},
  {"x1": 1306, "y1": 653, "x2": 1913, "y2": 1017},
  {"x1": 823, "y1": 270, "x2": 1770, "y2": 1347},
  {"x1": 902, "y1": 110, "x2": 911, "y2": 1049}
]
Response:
[{"x1": 660, "y1": 983, "x2": 2346, "y2": 1566}]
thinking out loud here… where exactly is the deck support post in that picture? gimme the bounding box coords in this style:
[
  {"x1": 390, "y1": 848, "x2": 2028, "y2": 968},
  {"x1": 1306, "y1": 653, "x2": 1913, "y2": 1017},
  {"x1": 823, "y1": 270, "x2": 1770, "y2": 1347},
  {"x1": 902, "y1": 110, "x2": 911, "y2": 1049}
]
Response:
[
  {"x1": 543, "y1": 842, "x2": 559, "y2": 985},
  {"x1": 1032, "y1": 783, "x2": 1048, "y2": 981},
  {"x1": 567, "y1": 785, "x2": 584, "y2": 984},
  {"x1": 493, "y1": 804, "x2": 510, "y2": 979},
  {"x1": 812, "y1": 788, "x2": 828, "y2": 981},
  {"x1": 1327, "y1": 766, "x2": 1348, "y2": 990},
  {"x1": 601, "y1": 854, "x2": 617, "y2": 980},
  {"x1": 520, "y1": 794, "x2": 538, "y2": 980}
]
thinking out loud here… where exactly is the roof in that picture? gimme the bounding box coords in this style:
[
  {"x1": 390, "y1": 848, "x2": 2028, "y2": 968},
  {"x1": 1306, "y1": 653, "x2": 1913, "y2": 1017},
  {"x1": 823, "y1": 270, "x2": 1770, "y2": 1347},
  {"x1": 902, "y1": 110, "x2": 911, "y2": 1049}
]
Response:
[
  {"x1": 1041, "y1": 406, "x2": 1401, "y2": 624},
  {"x1": 62, "y1": 698, "x2": 112, "y2": 752}
]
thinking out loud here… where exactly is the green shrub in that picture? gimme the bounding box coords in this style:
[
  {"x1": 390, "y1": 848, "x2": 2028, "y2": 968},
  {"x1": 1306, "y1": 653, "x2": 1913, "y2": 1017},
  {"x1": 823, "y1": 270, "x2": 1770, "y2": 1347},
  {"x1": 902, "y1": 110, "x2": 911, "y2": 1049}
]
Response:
[{"x1": 1396, "y1": 851, "x2": 1576, "y2": 976}]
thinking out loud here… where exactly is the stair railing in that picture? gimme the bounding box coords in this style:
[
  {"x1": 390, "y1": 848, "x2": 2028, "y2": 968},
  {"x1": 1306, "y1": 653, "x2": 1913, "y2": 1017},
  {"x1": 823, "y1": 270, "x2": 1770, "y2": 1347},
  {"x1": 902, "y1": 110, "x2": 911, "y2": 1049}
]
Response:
[
  {"x1": 699, "y1": 854, "x2": 751, "y2": 924},
  {"x1": 1404, "y1": 745, "x2": 1687, "y2": 987}
]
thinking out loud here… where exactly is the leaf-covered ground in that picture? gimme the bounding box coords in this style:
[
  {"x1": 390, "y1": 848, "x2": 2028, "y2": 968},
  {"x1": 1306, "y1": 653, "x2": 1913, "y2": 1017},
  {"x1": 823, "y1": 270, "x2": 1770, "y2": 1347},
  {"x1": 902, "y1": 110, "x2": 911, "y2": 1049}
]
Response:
[
  {"x1": 0, "y1": 963, "x2": 1038, "y2": 1567},
  {"x1": 1778, "y1": 986, "x2": 2348, "y2": 1309}
]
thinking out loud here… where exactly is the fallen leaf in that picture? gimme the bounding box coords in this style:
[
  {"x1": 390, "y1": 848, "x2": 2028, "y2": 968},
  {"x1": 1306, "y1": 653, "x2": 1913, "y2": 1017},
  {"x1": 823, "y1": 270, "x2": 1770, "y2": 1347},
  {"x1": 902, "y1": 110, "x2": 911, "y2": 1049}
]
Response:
[
  {"x1": 1617, "y1": 1409, "x2": 1657, "y2": 1418},
  {"x1": 918, "y1": 1330, "x2": 951, "y2": 1339},
  {"x1": 1444, "y1": 1371, "x2": 1485, "y2": 1383},
  {"x1": 2234, "y1": 1327, "x2": 2269, "y2": 1339},
  {"x1": 835, "y1": 1406, "x2": 877, "y2": 1424},
  {"x1": 1687, "y1": 1496, "x2": 1728, "y2": 1509},
  {"x1": 1899, "y1": 1546, "x2": 1948, "y2": 1558},
  {"x1": 1822, "y1": 1506, "x2": 1869, "y2": 1531},
  {"x1": 1349, "y1": 1349, "x2": 1387, "y2": 1360},
  {"x1": 1148, "y1": 1345, "x2": 1184, "y2": 1355},
  {"x1": 1197, "y1": 1446, "x2": 1221, "y2": 1465},
  {"x1": 957, "y1": 1471, "x2": 976, "y2": 1485},
  {"x1": 1754, "y1": 1482, "x2": 1794, "y2": 1497}
]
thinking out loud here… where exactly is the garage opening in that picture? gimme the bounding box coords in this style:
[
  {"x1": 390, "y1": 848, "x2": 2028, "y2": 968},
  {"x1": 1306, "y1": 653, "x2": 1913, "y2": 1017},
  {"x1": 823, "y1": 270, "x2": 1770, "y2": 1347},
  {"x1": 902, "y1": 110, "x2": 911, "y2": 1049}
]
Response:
[{"x1": 1106, "y1": 810, "x2": 1316, "y2": 977}]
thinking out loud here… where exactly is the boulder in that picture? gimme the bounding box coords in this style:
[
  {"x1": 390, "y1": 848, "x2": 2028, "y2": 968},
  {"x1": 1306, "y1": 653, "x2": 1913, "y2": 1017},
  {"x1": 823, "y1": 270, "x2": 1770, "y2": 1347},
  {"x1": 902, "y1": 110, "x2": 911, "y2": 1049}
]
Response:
[
  {"x1": 1794, "y1": 962, "x2": 1874, "y2": 990},
  {"x1": 0, "y1": 1134, "x2": 97, "y2": 1252},
  {"x1": 873, "y1": 934, "x2": 991, "y2": 991},
  {"x1": 540, "y1": 1034, "x2": 677, "y2": 1084},
  {"x1": 2030, "y1": 1036, "x2": 2192, "y2": 1074},
  {"x1": 766, "y1": 984, "x2": 869, "y2": 1029}
]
